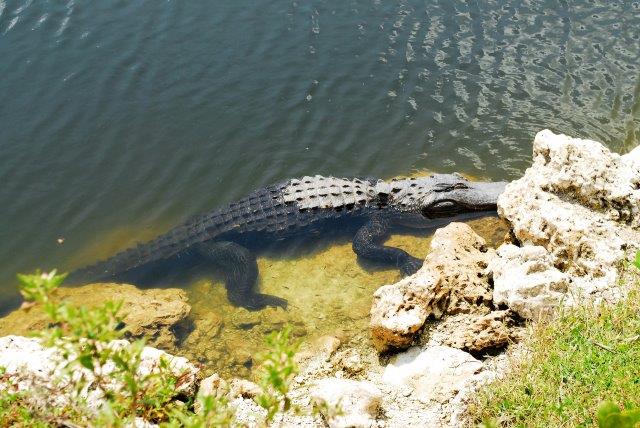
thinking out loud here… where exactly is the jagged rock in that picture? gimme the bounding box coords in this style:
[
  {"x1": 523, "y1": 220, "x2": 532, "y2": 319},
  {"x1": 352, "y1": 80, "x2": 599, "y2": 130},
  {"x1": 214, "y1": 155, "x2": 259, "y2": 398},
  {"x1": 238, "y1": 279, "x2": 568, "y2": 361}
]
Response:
[
  {"x1": 489, "y1": 244, "x2": 570, "y2": 319},
  {"x1": 335, "y1": 348, "x2": 364, "y2": 375},
  {"x1": 313, "y1": 335, "x2": 342, "y2": 358},
  {"x1": 198, "y1": 373, "x2": 227, "y2": 398},
  {"x1": 0, "y1": 284, "x2": 191, "y2": 350},
  {"x1": 494, "y1": 130, "x2": 640, "y2": 314},
  {"x1": 427, "y1": 224, "x2": 495, "y2": 316},
  {"x1": 195, "y1": 373, "x2": 228, "y2": 413},
  {"x1": 0, "y1": 335, "x2": 200, "y2": 411},
  {"x1": 370, "y1": 223, "x2": 495, "y2": 352},
  {"x1": 229, "y1": 378, "x2": 262, "y2": 399},
  {"x1": 442, "y1": 311, "x2": 513, "y2": 352},
  {"x1": 381, "y1": 345, "x2": 483, "y2": 404},
  {"x1": 310, "y1": 378, "x2": 382, "y2": 428}
]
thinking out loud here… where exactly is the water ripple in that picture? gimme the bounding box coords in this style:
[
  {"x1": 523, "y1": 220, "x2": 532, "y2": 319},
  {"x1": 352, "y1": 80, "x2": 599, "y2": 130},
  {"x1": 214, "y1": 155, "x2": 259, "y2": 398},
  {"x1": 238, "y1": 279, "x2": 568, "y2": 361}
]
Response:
[{"x1": 0, "y1": 0, "x2": 639, "y2": 307}]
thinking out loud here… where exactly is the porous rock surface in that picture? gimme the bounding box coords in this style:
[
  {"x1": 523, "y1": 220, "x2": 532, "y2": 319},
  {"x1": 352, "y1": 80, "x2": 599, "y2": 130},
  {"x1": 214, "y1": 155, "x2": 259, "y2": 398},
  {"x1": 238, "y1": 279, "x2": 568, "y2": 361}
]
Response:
[
  {"x1": 310, "y1": 378, "x2": 382, "y2": 428},
  {"x1": 0, "y1": 283, "x2": 191, "y2": 349},
  {"x1": 195, "y1": 373, "x2": 228, "y2": 413},
  {"x1": 0, "y1": 335, "x2": 200, "y2": 412},
  {"x1": 491, "y1": 129, "x2": 640, "y2": 318},
  {"x1": 381, "y1": 345, "x2": 483, "y2": 404},
  {"x1": 490, "y1": 244, "x2": 570, "y2": 319},
  {"x1": 370, "y1": 222, "x2": 495, "y2": 352},
  {"x1": 441, "y1": 310, "x2": 514, "y2": 353},
  {"x1": 224, "y1": 333, "x2": 510, "y2": 428}
]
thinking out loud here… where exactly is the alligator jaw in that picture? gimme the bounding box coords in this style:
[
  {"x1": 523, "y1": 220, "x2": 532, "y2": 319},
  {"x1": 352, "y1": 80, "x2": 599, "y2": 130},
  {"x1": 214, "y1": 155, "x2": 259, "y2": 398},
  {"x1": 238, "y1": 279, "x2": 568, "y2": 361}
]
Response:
[{"x1": 461, "y1": 180, "x2": 508, "y2": 211}]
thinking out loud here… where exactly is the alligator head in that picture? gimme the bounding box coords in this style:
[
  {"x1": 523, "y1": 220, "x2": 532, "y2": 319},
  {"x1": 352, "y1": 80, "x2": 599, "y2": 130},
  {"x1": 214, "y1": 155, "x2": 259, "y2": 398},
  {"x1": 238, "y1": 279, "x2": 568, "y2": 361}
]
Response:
[{"x1": 381, "y1": 173, "x2": 507, "y2": 219}]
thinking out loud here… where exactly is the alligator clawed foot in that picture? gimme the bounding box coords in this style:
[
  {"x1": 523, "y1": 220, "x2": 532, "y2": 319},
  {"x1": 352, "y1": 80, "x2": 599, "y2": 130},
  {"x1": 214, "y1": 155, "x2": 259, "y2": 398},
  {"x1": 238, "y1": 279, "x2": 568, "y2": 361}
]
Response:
[
  {"x1": 244, "y1": 293, "x2": 288, "y2": 311},
  {"x1": 400, "y1": 256, "x2": 423, "y2": 276}
]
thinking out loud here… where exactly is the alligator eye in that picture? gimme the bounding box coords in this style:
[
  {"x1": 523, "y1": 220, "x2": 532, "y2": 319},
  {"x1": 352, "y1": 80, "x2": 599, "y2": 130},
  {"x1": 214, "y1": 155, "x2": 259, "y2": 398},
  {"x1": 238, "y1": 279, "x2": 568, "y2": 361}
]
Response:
[
  {"x1": 453, "y1": 182, "x2": 468, "y2": 190},
  {"x1": 433, "y1": 201, "x2": 455, "y2": 209},
  {"x1": 422, "y1": 200, "x2": 461, "y2": 218}
]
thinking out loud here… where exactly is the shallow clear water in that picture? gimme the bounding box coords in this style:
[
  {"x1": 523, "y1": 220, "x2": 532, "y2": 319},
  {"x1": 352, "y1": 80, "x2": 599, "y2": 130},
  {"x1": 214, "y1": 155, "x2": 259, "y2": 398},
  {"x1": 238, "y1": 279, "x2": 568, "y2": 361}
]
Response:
[{"x1": 1, "y1": 1, "x2": 639, "y2": 361}]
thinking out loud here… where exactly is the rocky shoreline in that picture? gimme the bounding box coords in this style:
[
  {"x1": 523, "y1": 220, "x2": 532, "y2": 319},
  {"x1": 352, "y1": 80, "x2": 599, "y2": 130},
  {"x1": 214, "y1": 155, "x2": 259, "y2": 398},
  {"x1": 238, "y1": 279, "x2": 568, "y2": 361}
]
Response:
[{"x1": 1, "y1": 130, "x2": 638, "y2": 427}]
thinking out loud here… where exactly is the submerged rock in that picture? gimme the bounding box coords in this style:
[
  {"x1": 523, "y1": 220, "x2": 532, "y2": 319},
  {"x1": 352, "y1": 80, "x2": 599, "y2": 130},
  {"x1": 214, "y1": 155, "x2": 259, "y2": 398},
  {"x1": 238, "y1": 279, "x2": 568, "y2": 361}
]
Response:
[
  {"x1": 310, "y1": 378, "x2": 382, "y2": 428},
  {"x1": 0, "y1": 283, "x2": 191, "y2": 350},
  {"x1": 493, "y1": 130, "x2": 640, "y2": 317},
  {"x1": 370, "y1": 223, "x2": 495, "y2": 352}
]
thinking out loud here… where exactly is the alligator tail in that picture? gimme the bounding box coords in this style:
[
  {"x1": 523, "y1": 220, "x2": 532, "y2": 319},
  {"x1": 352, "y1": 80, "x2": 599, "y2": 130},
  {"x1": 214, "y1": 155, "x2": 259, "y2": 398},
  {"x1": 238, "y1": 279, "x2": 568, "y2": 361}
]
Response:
[
  {"x1": 66, "y1": 243, "x2": 156, "y2": 284},
  {"x1": 66, "y1": 221, "x2": 214, "y2": 284}
]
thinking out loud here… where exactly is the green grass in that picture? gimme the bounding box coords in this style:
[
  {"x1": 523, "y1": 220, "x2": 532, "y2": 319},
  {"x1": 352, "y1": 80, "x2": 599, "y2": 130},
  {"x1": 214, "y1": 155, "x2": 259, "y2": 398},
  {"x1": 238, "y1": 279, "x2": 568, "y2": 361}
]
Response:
[{"x1": 471, "y1": 269, "x2": 640, "y2": 427}]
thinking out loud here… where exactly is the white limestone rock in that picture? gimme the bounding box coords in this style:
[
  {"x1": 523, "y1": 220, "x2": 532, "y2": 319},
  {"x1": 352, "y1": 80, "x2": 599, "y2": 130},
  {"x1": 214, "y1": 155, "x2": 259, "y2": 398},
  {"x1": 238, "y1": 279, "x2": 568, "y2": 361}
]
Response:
[
  {"x1": 370, "y1": 223, "x2": 495, "y2": 352},
  {"x1": 0, "y1": 335, "x2": 200, "y2": 412},
  {"x1": 198, "y1": 373, "x2": 227, "y2": 398},
  {"x1": 490, "y1": 244, "x2": 570, "y2": 319},
  {"x1": 229, "y1": 378, "x2": 262, "y2": 399},
  {"x1": 442, "y1": 310, "x2": 514, "y2": 352},
  {"x1": 129, "y1": 418, "x2": 159, "y2": 428},
  {"x1": 195, "y1": 373, "x2": 228, "y2": 414},
  {"x1": 381, "y1": 345, "x2": 483, "y2": 404},
  {"x1": 494, "y1": 130, "x2": 640, "y2": 314},
  {"x1": 310, "y1": 378, "x2": 382, "y2": 428}
]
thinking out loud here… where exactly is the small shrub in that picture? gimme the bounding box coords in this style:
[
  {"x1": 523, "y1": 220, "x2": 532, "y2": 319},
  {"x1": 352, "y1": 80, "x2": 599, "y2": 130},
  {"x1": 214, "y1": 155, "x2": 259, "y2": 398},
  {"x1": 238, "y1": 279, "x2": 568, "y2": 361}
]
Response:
[
  {"x1": 254, "y1": 326, "x2": 300, "y2": 423},
  {"x1": 597, "y1": 401, "x2": 640, "y2": 428},
  {"x1": 1, "y1": 270, "x2": 321, "y2": 427},
  {"x1": 11, "y1": 270, "x2": 187, "y2": 425}
]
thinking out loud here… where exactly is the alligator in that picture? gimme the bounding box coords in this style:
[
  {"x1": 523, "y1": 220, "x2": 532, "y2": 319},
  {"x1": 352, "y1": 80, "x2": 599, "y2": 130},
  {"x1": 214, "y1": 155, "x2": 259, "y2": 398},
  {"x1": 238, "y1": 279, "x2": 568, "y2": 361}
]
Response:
[{"x1": 68, "y1": 174, "x2": 506, "y2": 310}]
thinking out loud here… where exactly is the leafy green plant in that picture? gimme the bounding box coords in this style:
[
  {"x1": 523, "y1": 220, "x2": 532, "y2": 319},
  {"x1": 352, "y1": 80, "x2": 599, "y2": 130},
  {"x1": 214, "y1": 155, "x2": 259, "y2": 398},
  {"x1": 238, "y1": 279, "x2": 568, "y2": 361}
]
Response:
[
  {"x1": 634, "y1": 250, "x2": 640, "y2": 270},
  {"x1": 254, "y1": 326, "x2": 300, "y2": 423},
  {"x1": 17, "y1": 269, "x2": 66, "y2": 305},
  {"x1": 164, "y1": 393, "x2": 235, "y2": 428},
  {"x1": 477, "y1": 419, "x2": 499, "y2": 428},
  {"x1": 597, "y1": 401, "x2": 640, "y2": 428},
  {"x1": 2, "y1": 269, "x2": 321, "y2": 427},
  {"x1": 9, "y1": 270, "x2": 190, "y2": 426}
]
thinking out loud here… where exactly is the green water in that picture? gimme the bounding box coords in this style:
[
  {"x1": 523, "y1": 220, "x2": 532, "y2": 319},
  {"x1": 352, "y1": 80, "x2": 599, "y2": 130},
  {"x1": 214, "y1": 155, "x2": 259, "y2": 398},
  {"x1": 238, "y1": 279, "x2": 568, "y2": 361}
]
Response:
[{"x1": 1, "y1": 0, "x2": 639, "y2": 371}]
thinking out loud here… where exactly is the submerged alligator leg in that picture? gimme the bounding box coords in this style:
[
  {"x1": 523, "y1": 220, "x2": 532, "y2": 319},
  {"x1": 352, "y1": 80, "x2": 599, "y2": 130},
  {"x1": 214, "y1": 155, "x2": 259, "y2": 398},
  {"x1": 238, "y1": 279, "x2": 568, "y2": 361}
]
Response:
[
  {"x1": 195, "y1": 240, "x2": 288, "y2": 311},
  {"x1": 352, "y1": 215, "x2": 423, "y2": 276}
]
